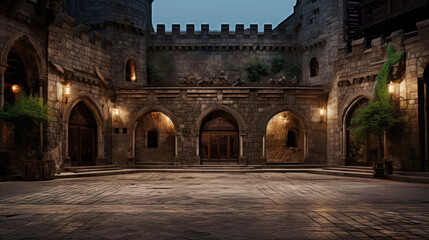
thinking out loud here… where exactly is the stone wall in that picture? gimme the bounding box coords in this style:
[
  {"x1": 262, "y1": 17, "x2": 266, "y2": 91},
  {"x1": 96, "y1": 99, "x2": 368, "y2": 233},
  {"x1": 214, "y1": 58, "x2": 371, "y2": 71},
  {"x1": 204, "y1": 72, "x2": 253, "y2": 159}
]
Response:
[
  {"x1": 330, "y1": 20, "x2": 429, "y2": 170},
  {"x1": 113, "y1": 87, "x2": 328, "y2": 166},
  {"x1": 146, "y1": 24, "x2": 327, "y2": 86},
  {"x1": 65, "y1": 0, "x2": 153, "y2": 31},
  {"x1": 45, "y1": 14, "x2": 114, "y2": 170}
]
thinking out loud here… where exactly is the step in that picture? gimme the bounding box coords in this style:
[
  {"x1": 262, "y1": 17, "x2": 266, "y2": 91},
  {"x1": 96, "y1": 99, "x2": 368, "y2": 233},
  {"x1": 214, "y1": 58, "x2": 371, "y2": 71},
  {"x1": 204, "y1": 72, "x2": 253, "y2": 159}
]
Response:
[
  {"x1": 257, "y1": 164, "x2": 326, "y2": 169},
  {"x1": 135, "y1": 162, "x2": 175, "y2": 165},
  {"x1": 323, "y1": 167, "x2": 373, "y2": 173},
  {"x1": 64, "y1": 165, "x2": 123, "y2": 173}
]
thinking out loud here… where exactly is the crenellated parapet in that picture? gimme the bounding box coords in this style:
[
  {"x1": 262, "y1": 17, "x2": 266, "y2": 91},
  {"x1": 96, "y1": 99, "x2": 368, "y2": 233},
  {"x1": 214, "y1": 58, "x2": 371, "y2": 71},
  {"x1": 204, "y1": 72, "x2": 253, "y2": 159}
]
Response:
[
  {"x1": 335, "y1": 20, "x2": 429, "y2": 88},
  {"x1": 52, "y1": 13, "x2": 111, "y2": 51},
  {"x1": 147, "y1": 24, "x2": 325, "y2": 52}
]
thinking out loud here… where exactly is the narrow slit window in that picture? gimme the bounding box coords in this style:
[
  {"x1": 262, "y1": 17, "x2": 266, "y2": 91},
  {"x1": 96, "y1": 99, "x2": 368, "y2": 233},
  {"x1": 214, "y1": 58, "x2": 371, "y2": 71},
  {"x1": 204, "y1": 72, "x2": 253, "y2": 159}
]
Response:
[
  {"x1": 310, "y1": 57, "x2": 319, "y2": 77},
  {"x1": 126, "y1": 58, "x2": 137, "y2": 82}
]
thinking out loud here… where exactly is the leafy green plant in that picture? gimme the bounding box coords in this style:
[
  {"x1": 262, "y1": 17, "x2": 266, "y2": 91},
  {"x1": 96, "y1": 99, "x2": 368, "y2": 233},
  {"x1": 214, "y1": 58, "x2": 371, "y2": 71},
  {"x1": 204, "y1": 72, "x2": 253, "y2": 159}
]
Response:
[
  {"x1": 244, "y1": 58, "x2": 269, "y2": 82},
  {"x1": 0, "y1": 95, "x2": 50, "y2": 148},
  {"x1": 349, "y1": 43, "x2": 405, "y2": 162},
  {"x1": 284, "y1": 59, "x2": 301, "y2": 81},
  {"x1": 147, "y1": 56, "x2": 175, "y2": 83},
  {"x1": 271, "y1": 57, "x2": 285, "y2": 74}
]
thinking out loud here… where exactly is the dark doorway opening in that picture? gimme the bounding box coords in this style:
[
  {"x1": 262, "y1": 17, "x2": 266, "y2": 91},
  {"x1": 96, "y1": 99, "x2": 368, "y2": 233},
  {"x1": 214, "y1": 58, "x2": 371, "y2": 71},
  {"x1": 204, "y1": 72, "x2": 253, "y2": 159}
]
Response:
[{"x1": 68, "y1": 102, "x2": 97, "y2": 166}]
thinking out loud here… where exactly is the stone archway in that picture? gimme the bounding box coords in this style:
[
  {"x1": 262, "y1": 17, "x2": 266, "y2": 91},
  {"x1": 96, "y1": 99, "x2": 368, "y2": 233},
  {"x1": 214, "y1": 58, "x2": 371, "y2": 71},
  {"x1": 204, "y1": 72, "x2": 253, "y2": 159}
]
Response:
[
  {"x1": 265, "y1": 111, "x2": 306, "y2": 163},
  {"x1": 63, "y1": 93, "x2": 106, "y2": 166},
  {"x1": 200, "y1": 111, "x2": 239, "y2": 165},
  {"x1": 341, "y1": 96, "x2": 378, "y2": 166},
  {"x1": 0, "y1": 33, "x2": 47, "y2": 174},
  {"x1": 195, "y1": 105, "x2": 247, "y2": 165},
  {"x1": 261, "y1": 107, "x2": 310, "y2": 163},
  {"x1": 130, "y1": 106, "x2": 180, "y2": 164},
  {"x1": 134, "y1": 112, "x2": 176, "y2": 163}
]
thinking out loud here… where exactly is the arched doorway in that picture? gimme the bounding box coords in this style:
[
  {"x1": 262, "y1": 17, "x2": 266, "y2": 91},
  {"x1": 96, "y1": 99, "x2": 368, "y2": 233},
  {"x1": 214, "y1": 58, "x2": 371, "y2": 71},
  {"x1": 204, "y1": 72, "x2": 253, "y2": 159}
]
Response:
[
  {"x1": 345, "y1": 98, "x2": 378, "y2": 166},
  {"x1": 200, "y1": 111, "x2": 239, "y2": 164},
  {"x1": 266, "y1": 111, "x2": 305, "y2": 163},
  {"x1": 68, "y1": 102, "x2": 97, "y2": 166},
  {"x1": 135, "y1": 112, "x2": 175, "y2": 163}
]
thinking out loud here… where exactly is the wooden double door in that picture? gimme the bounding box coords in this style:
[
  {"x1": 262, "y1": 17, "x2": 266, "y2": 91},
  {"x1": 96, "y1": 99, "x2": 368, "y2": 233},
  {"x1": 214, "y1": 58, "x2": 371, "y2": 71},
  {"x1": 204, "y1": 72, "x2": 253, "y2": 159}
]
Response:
[
  {"x1": 200, "y1": 131, "x2": 239, "y2": 163},
  {"x1": 69, "y1": 125, "x2": 96, "y2": 166},
  {"x1": 68, "y1": 102, "x2": 97, "y2": 166}
]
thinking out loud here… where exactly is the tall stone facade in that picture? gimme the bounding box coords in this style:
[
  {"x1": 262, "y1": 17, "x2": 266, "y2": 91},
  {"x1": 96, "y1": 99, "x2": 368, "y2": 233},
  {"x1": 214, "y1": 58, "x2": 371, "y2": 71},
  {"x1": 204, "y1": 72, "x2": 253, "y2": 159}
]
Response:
[{"x1": 0, "y1": 0, "x2": 428, "y2": 174}]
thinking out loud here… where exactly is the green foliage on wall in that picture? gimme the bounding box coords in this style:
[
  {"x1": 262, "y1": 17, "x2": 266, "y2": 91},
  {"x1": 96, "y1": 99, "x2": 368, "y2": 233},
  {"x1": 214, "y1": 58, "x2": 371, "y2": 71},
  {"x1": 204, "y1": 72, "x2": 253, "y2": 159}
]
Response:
[
  {"x1": 244, "y1": 58, "x2": 270, "y2": 82},
  {"x1": 0, "y1": 95, "x2": 51, "y2": 125},
  {"x1": 349, "y1": 43, "x2": 405, "y2": 161},
  {"x1": 271, "y1": 57, "x2": 285, "y2": 74},
  {"x1": 0, "y1": 95, "x2": 50, "y2": 149},
  {"x1": 284, "y1": 59, "x2": 301, "y2": 81},
  {"x1": 147, "y1": 56, "x2": 175, "y2": 83}
]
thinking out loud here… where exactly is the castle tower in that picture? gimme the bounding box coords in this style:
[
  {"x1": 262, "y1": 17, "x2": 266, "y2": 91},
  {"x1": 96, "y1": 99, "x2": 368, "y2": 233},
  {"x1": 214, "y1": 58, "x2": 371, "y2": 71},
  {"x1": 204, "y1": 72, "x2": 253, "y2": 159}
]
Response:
[
  {"x1": 65, "y1": 0, "x2": 153, "y2": 31},
  {"x1": 63, "y1": 0, "x2": 154, "y2": 87}
]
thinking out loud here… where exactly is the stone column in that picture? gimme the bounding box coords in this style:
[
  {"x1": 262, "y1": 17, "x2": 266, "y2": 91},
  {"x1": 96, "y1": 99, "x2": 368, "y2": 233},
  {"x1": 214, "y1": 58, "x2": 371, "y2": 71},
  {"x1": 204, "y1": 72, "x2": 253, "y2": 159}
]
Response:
[
  {"x1": 0, "y1": 65, "x2": 6, "y2": 152},
  {"x1": 132, "y1": 130, "x2": 136, "y2": 158},
  {"x1": 39, "y1": 81, "x2": 44, "y2": 150},
  {"x1": 262, "y1": 135, "x2": 265, "y2": 157},
  {"x1": 425, "y1": 82, "x2": 429, "y2": 171},
  {"x1": 304, "y1": 131, "x2": 309, "y2": 159}
]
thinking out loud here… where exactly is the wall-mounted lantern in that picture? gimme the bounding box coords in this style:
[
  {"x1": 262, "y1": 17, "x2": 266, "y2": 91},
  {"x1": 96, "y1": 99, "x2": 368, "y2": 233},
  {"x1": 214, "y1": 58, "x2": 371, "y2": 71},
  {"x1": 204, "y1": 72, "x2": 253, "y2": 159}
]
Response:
[
  {"x1": 113, "y1": 108, "x2": 120, "y2": 116},
  {"x1": 11, "y1": 85, "x2": 20, "y2": 94},
  {"x1": 319, "y1": 108, "x2": 326, "y2": 123},
  {"x1": 63, "y1": 84, "x2": 71, "y2": 103}
]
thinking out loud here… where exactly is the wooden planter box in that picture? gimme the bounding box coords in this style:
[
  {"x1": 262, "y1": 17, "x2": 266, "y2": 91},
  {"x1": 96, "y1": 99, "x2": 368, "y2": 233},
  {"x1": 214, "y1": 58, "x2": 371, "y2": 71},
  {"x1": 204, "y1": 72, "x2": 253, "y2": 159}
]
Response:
[{"x1": 22, "y1": 160, "x2": 55, "y2": 180}]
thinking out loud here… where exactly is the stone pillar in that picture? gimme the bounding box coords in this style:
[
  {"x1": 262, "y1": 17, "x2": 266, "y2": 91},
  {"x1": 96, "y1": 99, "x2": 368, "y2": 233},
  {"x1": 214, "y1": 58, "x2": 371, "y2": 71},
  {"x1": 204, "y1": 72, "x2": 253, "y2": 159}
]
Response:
[
  {"x1": 39, "y1": 81, "x2": 44, "y2": 150},
  {"x1": 0, "y1": 65, "x2": 6, "y2": 152},
  {"x1": 304, "y1": 131, "x2": 309, "y2": 158},
  {"x1": 132, "y1": 130, "x2": 136, "y2": 157},
  {"x1": 341, "y1": 123, "x2": 348, "y2": 165},
  {"x1": 425, "y1": 82, "x2": 429, "y2": 171},
  {"x1": 175, "y1": 134, "x2": 178, "y2": 157},
  {"x1": 262, "y1": 135, "x2": 265, "y2": 157},
  {"x1": 240, "y1": 136, "x2": 243, "y2": 157}
]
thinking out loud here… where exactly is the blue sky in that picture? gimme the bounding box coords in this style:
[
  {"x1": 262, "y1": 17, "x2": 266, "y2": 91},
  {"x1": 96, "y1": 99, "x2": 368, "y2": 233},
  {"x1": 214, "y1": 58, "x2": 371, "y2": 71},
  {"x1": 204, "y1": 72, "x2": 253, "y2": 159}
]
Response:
[{"x1": 152, "y1": 0, "x2": 296, "y2": 32}]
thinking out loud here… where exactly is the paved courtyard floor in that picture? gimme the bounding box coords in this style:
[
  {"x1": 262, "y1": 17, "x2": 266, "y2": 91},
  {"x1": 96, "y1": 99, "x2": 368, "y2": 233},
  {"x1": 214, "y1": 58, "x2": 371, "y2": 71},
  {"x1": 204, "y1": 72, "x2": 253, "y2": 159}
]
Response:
[{"x1": 0, "y1": 172, "x2": 429, "y2": 240}]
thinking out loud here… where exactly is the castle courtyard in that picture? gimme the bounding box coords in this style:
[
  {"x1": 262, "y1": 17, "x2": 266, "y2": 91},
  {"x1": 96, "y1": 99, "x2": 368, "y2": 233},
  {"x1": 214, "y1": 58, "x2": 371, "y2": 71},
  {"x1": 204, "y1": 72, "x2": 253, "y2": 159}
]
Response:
[{"x1": 0, "y1": 172, "x2": 428, "y2": 239}]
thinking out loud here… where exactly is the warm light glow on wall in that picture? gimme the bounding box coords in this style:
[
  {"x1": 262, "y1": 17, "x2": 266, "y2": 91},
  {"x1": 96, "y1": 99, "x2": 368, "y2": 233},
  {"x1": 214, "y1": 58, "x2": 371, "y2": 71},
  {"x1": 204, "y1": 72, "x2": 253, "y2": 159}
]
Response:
[
  {"x1": 320, "y1": 109, "x2": 326, "y2": 116},
  {"x1": 388, "y1": 81, "x2": 394, "y2": 94},
  {"x1": 11, "y1": 85, "x2": 20, "y2": 94},
  {"x1": 113, "y1": 108, "x2": 120, "y2": 116},
  {"x1": 64, "y1": 84, "x2": 71, "y2": 95},
  {"x1": 131, "y1": 74, "x2": 136, "y2": 82}
]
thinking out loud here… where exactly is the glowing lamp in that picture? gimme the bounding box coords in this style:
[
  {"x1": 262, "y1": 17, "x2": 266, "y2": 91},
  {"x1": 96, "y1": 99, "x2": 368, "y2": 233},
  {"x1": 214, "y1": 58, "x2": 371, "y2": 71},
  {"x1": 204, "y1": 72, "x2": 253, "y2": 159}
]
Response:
[
  {"x1": 64, "y1": 84, "x2": 71, "y2": 95},
  {"x1": 11, "y1": 85, "x2": 20, "y2": 94},
  {"x1": 320, "y1": 109, "x2": 326, "y2": 116},
  {"x1": 113, "y1": 108, "x2": 120, "y2": 116},
  {"x1": 388, "y1": 81, "x2": 394, "y2": 94},
  {"x1": 131, "y1": 74, "x2": 136, "y2": 82}
]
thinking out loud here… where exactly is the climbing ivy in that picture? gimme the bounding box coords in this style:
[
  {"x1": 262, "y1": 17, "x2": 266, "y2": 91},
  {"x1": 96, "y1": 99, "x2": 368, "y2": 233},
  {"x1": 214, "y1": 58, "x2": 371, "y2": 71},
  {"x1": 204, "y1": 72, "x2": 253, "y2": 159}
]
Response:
[{"x1": 349, "y1": 43, "x2": 405, "y2": 161}]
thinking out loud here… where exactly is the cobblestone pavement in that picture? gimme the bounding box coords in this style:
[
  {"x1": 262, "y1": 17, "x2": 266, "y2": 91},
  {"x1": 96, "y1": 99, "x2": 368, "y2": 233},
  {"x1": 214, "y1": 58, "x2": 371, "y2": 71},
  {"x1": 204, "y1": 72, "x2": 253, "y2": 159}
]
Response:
[{"x1": 0, "y1": 173, "x2": 429, "y2": 240}]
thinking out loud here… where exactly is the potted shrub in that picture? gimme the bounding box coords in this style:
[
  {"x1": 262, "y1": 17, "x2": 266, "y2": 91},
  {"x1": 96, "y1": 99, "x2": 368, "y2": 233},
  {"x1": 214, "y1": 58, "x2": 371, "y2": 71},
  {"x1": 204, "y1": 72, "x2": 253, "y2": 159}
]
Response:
[
  {"x1": 349, "y1": 43, "x2": 404, "y2": 177},
  {"x1": 0, "y1": 95, "x2": 53, "y2": 180}
]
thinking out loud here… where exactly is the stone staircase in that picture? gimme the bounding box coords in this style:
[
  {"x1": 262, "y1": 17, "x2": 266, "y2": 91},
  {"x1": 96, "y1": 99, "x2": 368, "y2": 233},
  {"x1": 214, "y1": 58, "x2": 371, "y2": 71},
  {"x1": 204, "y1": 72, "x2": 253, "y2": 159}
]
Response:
[{"x1": 63, "y1": 165, "x2": 123, "y2": 173}]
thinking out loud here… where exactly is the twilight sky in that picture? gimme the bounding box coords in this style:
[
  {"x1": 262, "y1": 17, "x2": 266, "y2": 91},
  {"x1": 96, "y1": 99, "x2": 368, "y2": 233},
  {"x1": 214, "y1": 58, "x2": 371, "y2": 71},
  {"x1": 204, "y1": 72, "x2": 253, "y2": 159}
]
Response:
[{"x1": 152, "y1": 0, "x2": 296, "y2": 32}]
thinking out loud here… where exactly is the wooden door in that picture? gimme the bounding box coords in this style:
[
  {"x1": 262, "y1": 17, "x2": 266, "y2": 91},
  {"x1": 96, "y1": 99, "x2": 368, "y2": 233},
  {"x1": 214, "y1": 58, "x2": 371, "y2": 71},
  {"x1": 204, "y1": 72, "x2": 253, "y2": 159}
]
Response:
[
  {"x1": 68, "y1": 102, "x2": 97, "y2": 166},
  {"x1": 68, "y1": 126, "x2": 96, "y2": 166},
  {"x1": 201, "y1": 132, "x2": 239, "y2": 163}
]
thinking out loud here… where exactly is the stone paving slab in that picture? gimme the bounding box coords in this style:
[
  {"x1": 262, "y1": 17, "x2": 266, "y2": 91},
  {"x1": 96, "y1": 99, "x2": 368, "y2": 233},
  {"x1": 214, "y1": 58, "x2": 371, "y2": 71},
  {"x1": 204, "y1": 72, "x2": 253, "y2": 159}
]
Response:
[{"x1": 0, "y1": 172, "x2": 429, "y2": 239}]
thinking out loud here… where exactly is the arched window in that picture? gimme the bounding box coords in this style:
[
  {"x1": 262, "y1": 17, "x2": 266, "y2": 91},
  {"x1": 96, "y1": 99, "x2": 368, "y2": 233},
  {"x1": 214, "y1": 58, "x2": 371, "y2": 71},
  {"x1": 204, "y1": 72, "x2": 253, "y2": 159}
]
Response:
[
  {"x1": 286, "y1": 129, "x2": 298, "y2": 148},
  {"x1": 310, "y1": 57, "x2": 319, "y2": 77},
  {"x1": 126, "y1": 58, "x2": 137, "y2": 82},
  {"x1": 147, "y1": 128, "x2": 158, "y2": 148}
]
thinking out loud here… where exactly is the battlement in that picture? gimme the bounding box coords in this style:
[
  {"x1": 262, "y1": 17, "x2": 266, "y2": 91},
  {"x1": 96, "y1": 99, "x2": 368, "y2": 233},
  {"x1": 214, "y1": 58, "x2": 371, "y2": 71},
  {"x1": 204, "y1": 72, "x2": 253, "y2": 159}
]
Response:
[
  {"x1": 338, "y1": 19, "x2": 429, "y2": 59},
  {"x1": 147, "y1": 24, "x2": 309, "y2": 51},
  {"x1": 151, "y1": 24, "x2": 290, "y2": 39},
  {"x1": 53, "y1": 13, "x2": 111, "y2": 51}
]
